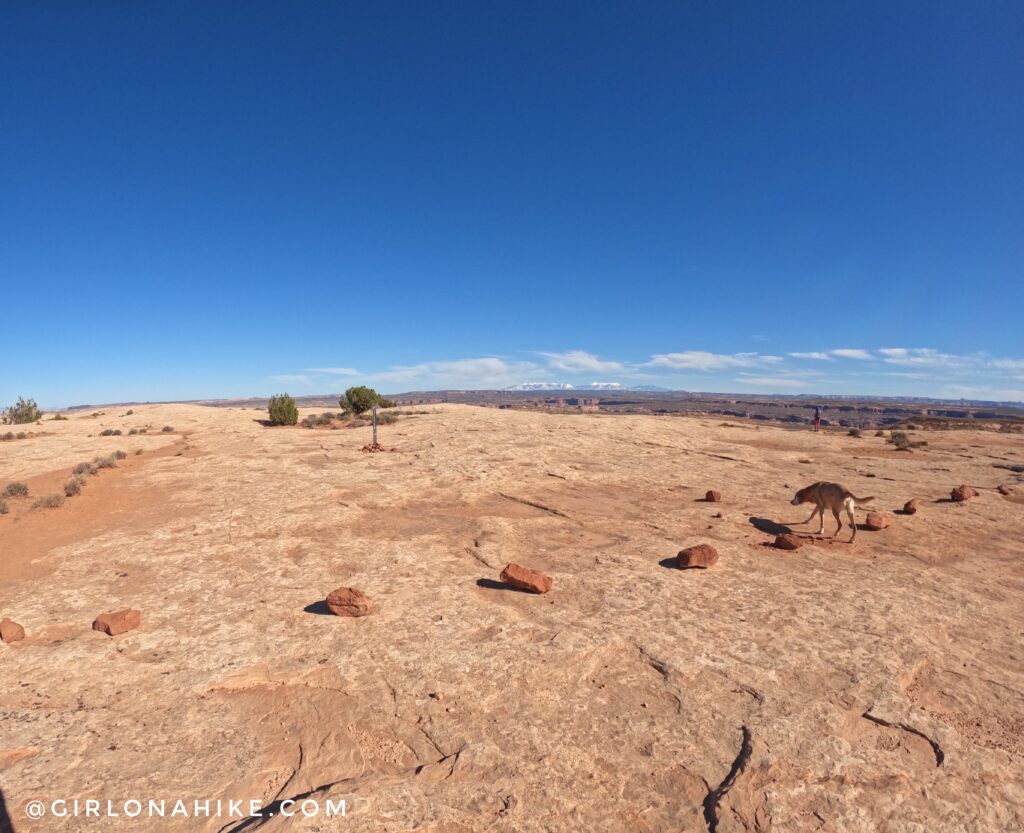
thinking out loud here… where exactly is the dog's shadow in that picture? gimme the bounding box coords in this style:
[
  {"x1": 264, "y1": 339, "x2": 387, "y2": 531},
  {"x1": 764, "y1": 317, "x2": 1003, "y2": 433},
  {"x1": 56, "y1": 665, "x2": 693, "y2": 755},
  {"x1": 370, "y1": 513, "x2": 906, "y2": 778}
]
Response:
[{"x1": 748, "y1": 516, "x2": 793, "y2": 535}]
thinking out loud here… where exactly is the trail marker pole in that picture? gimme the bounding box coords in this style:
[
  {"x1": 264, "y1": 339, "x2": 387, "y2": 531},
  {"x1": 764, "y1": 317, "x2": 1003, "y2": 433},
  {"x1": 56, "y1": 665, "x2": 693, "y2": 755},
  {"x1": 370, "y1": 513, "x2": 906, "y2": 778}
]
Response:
[{"x1": 372, "y1": 405, "x2": 378, "y2": 446}]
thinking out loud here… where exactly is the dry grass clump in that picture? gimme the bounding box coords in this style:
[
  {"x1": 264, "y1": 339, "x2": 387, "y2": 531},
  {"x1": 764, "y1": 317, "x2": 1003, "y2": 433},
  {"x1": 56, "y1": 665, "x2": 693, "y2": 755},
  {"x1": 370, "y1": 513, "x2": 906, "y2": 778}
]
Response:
[
  {"x1": 64, "y1": 476, "x2": 85, "y2": 497},
  {"x1": 1, "y1": 432, "x2": 13, "y2": 441},
  {"x1": 73, "y1": 461, "x2": 95, "y2": 476},
  {"x1": 114, "y1": 450, "x2": 127, "y2": 460},
  {"x1": 94, "y1": 454, "x2": 118, "y2": 470},
  {"x1": 2, "y1": 482, "x2": 29, "y2": 498},
  {"x1": 162, "y1": 425, "x2": 174, "y2": 433},
  {"x1": 0, "y1": 499, "x2": 8, "y2": 515},
  {"x1": 848, "y1": 428, "x2": 862, "y2": 437},
  {"x1": 32, "y1": 494, "x2": 64, "y2": 510},
  {"x1": 99, "y1": 428, "x2": 122, "y2": 437}
]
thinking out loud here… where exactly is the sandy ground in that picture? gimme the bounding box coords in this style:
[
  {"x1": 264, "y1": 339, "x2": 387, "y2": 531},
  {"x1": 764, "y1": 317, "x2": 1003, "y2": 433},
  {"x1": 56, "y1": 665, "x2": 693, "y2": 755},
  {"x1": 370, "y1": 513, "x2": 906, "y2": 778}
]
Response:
[{"x1": 1, "y1": 403, "x2": 1023, "y2": 833}]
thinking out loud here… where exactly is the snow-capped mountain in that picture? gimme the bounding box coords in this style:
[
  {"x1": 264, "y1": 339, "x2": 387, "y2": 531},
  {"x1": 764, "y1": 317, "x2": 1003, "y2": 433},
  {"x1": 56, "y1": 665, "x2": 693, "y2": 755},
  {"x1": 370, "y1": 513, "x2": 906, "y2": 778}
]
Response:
[{"x1": 504, "y1": 382, "x2": 576, "y2": 391}]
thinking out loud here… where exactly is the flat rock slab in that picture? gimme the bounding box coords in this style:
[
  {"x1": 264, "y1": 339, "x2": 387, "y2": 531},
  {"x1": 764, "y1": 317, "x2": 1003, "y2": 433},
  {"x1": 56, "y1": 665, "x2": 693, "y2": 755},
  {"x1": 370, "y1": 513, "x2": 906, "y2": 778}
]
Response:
[
  {"x1": 500, "y1": 563, "x2": 553, "y2": 593},
  {"x1": 92, "y1": 609, "x2": 141, "y2": 636}
]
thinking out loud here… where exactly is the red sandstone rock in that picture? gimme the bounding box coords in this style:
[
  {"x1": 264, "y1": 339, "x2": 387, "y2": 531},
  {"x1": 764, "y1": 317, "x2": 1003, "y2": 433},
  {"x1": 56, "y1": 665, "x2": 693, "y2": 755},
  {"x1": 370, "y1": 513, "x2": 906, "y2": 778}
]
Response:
[
  {"x1": 903, "y1": 499, "x2": 919, "y2": 515},
  {"x1": 773, "y1": 533, "x2": 803, "y2": 550},
  {"x1": 677, "y1": 544, "x2": 719, "y2": 569},
  {"x1": 997, "y1": 485, "x2": 1013, "y2": 496},
  {"x1": 865, "y1": 512, "x2": 890, "y2": 530},
  {"x1": 1, "y1": 618, "x2": 25, "y2": 643},
  {"x1": 92, "y1": 609, "x2": 141, "y2": 636},
  {"x1": 326, "y1": 587, "x2": 375, "y2": 617},
  {"x1": 951, "y1": 485, "x2": 978, "y2": 502},
  {"x1": 705, "y1": 490, "x2": 722, "y2": 502},
  {"x1": 500, "y1": 563, "x2": 553, "y2": 594}
]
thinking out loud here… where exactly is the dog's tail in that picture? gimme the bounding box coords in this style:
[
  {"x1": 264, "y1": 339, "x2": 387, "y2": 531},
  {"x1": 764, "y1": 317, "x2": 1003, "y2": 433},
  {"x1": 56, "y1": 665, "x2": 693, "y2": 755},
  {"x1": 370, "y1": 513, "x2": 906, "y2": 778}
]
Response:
[{"x1": 850, "y1": 495, "x2": 875, "y2": 508}]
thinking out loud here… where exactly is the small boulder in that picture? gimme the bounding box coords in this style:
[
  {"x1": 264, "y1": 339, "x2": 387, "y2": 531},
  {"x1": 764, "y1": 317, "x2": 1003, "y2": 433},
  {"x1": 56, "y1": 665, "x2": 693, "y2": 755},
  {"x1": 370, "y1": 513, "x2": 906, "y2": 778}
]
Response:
[
  {"x1": 951, "y1": 485, "x2": 978, "y2": 502},
  {"x1": 677, "y1": 544, "x2": 719, "y2": 569},
  {"x1": 903, "y1": 499, "x2": 919, "y2": 515},
  {"x1": 92, "y1": 609, "x2": 141, "y2": 636},
  {"x1": 326, "y1": 587, "x2": 375, "y2": 617},
  {"x1": 865, "y1": 512, "x2": 890, "y2": 530},
  {"x1": 1, "y1": 618, "x2": 25, "y2": 643},
  {"x1": 705, "y1": 490, "x2": 722, "y2": 502},
  {"x1": 997, "y1": 484, "x2": 1013, "y2": 496},
  {"x1": 773, "y1": 533, "x2": 803, "y2": 550},
  {"x1": 500, "y1": 563, "x2": 553, "y2": 594}
]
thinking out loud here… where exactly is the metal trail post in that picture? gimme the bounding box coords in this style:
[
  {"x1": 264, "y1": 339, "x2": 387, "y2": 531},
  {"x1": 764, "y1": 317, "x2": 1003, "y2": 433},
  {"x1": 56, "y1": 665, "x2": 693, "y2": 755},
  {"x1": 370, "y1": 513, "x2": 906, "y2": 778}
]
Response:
[{"x1": 372, "y1": 404, "x2": 378, "y2": 447}]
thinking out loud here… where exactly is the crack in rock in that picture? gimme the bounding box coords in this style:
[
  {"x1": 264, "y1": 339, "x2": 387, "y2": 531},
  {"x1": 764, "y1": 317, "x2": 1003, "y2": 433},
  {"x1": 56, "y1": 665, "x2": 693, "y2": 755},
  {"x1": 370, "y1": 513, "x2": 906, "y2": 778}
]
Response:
[
  {"x1": 702, "y1": 725, "x2": 753, "y2": 833},
  {"x1": 862, "y1": 711, "x2": 945, "y2": 767}
]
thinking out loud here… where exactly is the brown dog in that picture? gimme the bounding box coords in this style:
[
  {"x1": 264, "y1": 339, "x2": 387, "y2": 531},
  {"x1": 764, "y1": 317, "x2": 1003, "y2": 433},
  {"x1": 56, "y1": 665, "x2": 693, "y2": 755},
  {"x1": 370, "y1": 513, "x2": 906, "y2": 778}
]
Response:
[{"x1": 790, "y1": 482, "x2": 875, "y2": 542}]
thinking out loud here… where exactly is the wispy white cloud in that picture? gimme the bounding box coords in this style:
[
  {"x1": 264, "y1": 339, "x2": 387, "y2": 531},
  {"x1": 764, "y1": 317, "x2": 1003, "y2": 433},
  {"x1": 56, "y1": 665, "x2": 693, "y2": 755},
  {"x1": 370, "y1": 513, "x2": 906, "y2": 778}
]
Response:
[
  {"x1": 376, "y1": 357, "x2": 543, "y2": 388},
  {"x1": 539, "y1": 350, "x2": 622, "y2": 373},
  {"x1": 307, "y1": 367, "x2": 359, "y2": 375},
  {"x1": 830, "y1": 348, "x2": 873, "y2": 360},
  {"x1": 646, "y1": 351, "x2": 783, "y2": 371},
  {"x1": 879, "y1": 348, "x2": 966, "y2": 368},
  {"x1": 789, "y1": 351, "x2": 832, "y2": 360}
]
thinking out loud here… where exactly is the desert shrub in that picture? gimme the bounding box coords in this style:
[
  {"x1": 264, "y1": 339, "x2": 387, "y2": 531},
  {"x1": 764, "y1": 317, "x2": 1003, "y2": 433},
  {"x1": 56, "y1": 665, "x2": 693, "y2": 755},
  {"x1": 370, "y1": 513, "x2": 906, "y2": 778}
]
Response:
[
  {"x1": 341, "y1": 386, "x2": 381, "y2": 415},
  {"x1": 2, "y1": 482, "x2": 29, "y2": 498},
  {"x1": 32, "y1": 493, "x2": 64, "y2": 509},
  {"x1": 52, "y1": 413, "x2": 68, "y2": 421},
  {"x1": 114, "y1": 449, "x2": 127, "y2": 460},
  {"x1": 2, "y1": 397, "x2": 42, "y2": 424},
  {"x1": 378, "y1": 398, "x2": 397, "y2": 409},
  {"x1": 848, "y1": 428, "x2": 862, "y2": 438},
  {"x1": 99, "y1": 428, "x2": 122, "y2": 436},
  {"x1": 64, "y1": 477, "x2": 84, "y2": 497},
  {"x1": 376, "y1": 411, "x2": 398, "y2": 425},
  {"x1": 126, "y1": 409, "x2": 134, "y2": 415},
  {"x1": 135, "y1": 448, "x2": 143, "y2": 455},
  {"x1": 1, "y1": 432, "x2": 13, "y2": 441},
  {"x1": 889, "y1": 431, "x2": 911, "y2": 451},
  {"x1": 15, "y1": 432, "x2": 26, "y2": 440},
  {"x1": 268, "y1": 393, "x2": 298, "y2": 426},
  {"x1": 0, "y1": 499, "x2": 7, "y2": 514},
  {"x1": 161, "y1": 425, "x2": 174, "y2": 433},
  {"x1": 73, "y1": 462, "x2": 95, "y2": 476},
  {"x1": 875, "y1": 429, "x2": 885, "y2": 437},
  {"x1": 94, "y1": 454, "x2": 117, "y2": 469},
  {"x1": 128, "y1": 428, "x2": 138, "y2": 435}
]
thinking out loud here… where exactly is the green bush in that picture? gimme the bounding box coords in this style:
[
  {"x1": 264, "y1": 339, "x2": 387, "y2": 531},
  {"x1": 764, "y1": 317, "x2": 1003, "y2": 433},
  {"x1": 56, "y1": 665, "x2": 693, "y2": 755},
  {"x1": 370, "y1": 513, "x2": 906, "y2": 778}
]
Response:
[
  {"x1": 268, "y1": 393, "x2": 299, "y2": 425},
  {"x1": 2, "y1": 482, "x2": 28, "y2": 498},
  {"x1": 341, "y1": 386, "x2": 382, "y2": 415},
  {"x1": 378, "y1": 398, "x2": 397, "y2": 409},
  {"x1": 2, "y1": 397, "x2": 42, "y2": 425},
  {"x1": 889, "y1": 431, "x2": 911, "y2": 451}
]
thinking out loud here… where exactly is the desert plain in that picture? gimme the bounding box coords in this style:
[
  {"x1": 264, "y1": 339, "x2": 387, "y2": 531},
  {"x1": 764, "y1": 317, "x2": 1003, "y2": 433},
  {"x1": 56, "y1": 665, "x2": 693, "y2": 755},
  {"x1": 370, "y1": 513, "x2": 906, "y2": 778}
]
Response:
[{"x1": 1, "y1": 403, "x2": 1023, "y2": 832}]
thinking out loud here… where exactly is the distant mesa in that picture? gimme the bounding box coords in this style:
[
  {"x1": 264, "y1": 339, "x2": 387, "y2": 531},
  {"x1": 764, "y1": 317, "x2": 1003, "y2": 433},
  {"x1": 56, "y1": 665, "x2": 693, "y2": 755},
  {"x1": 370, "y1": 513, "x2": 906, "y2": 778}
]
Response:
[{"x1": 503, "y1": 382, "x2": 671, "y2": 392}]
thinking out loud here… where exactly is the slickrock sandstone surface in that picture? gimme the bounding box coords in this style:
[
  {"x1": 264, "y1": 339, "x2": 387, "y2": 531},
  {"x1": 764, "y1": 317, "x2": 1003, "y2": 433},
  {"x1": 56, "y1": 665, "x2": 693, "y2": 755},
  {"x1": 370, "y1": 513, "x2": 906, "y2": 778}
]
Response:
[{"x1": 1, "y1": 403, "x2": 1023, "y2": 832}]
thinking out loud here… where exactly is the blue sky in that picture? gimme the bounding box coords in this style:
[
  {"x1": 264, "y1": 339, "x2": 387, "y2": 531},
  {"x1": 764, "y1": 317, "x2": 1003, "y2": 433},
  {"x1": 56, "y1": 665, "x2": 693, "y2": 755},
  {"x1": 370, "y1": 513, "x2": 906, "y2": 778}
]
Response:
[{"x1": 2, "y1": 2, "x2": 1022, "y2": 407}]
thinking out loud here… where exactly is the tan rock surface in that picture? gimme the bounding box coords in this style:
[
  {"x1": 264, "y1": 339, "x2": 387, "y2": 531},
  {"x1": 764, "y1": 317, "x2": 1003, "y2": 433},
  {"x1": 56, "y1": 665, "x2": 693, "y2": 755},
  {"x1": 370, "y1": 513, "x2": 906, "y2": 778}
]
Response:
[{"x1": 1, "y1": 403, "x2": 1023, "y2": 832}]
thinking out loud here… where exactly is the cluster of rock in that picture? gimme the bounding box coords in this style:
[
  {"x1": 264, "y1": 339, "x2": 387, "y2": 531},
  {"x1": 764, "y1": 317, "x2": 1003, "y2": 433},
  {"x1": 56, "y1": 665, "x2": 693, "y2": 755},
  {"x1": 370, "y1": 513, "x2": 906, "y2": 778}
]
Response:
[{"x1": 1, "y1": 608, "x2": 142, "y2": 644}]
